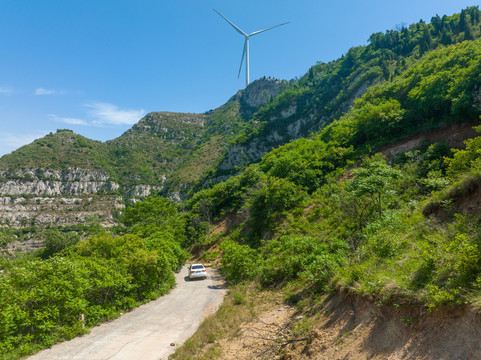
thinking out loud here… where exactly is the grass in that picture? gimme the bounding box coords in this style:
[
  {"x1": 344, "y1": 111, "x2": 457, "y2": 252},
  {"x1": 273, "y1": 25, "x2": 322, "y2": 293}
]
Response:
[{"x1": 169, "y1": 283, "x2": 272, "y2": 360}]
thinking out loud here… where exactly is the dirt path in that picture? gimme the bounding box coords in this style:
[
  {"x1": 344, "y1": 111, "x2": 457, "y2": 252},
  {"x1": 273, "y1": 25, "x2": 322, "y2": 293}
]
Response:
[{"x1": 28, "y1": 266, "x2": 226, "y2": 360}]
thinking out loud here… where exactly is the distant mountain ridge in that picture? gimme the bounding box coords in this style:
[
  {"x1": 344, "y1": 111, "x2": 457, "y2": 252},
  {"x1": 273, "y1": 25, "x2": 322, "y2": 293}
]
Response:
[
  {"x1": 0, "y1": 78, "x2": 284, "y2": 226},
  {"x1": 0, "y1": 6, "x2": 480, "y2": 228}
]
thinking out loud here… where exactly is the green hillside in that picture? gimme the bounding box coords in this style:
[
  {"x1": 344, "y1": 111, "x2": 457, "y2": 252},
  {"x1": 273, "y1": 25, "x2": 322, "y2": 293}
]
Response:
[
  {"x1": 0, "y1": 130, "x2": 111, "y2": 172},
  {"x1": 202, "y1": 6, "x2": 481, "y2": 184},
  {"x1": 106, "y1": 111, "x2": 209, "y2": 188},
  {"x1": 185, "y1": 35, "x2": 481, "y2": 309}
]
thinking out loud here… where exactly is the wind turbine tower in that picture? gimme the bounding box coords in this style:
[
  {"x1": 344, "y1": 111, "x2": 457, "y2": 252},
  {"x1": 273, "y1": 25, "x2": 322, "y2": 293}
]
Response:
[{"x1": 214, "y1": 9, "x2": 289, "y2": 87}]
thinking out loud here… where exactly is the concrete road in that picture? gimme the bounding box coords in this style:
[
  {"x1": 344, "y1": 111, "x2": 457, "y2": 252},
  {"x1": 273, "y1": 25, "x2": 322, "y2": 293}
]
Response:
[{"x1": 28, "y1": 266, "x2": 226, "y2": 360}]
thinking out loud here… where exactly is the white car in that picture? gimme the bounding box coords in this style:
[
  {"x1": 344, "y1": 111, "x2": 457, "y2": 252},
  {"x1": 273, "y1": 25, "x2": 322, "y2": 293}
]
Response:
[{"x1": 188, "y1": 263, "x2": 207, "y2": 280}]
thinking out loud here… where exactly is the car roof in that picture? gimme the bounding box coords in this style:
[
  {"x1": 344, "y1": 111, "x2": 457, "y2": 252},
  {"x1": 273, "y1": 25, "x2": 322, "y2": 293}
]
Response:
[{"x1": 191, "y1": 263, "x2": 205, "y2": 267}]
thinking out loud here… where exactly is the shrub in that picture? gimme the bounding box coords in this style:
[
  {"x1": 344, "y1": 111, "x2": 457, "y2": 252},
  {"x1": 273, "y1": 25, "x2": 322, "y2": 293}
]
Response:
[
  {"x1": 220, "y1": 240, "x2": 259, "y2": 283},
  {"x1": 42, "y1": 230, "x2": 80, "y2": 258}
]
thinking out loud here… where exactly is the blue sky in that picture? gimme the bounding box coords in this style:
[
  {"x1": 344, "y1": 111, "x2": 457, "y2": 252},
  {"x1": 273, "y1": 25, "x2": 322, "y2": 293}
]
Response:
[{"x1": 0, "y1": 0, "x2": 479, "y2": 157}]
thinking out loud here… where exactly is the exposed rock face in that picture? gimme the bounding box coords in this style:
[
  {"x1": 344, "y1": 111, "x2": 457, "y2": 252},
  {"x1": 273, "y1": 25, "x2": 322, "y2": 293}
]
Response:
[
  {"x1": 127, "y1": 184, "x2": 163, "y2": 197},
  {"x1": 0, "y1": 168, "x2": 162, "y2": 228},
  {"x1": 166, "y1": 191, "x2": 183, "y2": 202},
  {"x1": 7, "y1": 239, "x2": 44, "y2": 253},
  {"x1": 216, "y1": 139, "x2": 267, "y2": 172},
  {"x1": 0, "y1": 168, "x2": 118, "y2": 196},
  {"x1": 208, "y1": 76, "x2": 379, "y2": 184},
  {"x1": 241, "y1": 79, "x2": 283, "y2": 108},
  {"x1": 380, "y1": 121, "x2": 479, "y2": 160},
  {"x1": 0, "y1": 195, "x2": 124, "y2": 227},
  {"x1": 239, "y1": 78, "x2": 284, "y2": 119}
]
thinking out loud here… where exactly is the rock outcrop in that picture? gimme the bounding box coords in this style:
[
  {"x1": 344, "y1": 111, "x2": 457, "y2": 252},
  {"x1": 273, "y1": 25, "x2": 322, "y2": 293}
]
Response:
[
  {"x1": 0, "y1": 168, "x2": 162, "y2": 227},
  {"x1": 239, "y1": 78, "x2": 284, "y2": 118},
  {"x1": 206, "y1": 75, "x2": 379, "y2": 184}
]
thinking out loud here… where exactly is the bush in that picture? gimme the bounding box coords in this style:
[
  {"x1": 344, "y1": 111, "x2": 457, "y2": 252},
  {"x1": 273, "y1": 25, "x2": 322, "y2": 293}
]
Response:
[
  {"x1": 220, "y1": 235, "x2": 346, "y2": 291},
  {"x1": 42, "y1": 230, "x2": 80, "y2": 258},
  {"x1": 259, "y1": 236, "x2": 346, "y2": 288},
  {"x1": 220, "y1": 240, "x2": 259, "y2": 283},
  {"x1": 0, "y1": 194, "x2": 188, "y2": 358}
]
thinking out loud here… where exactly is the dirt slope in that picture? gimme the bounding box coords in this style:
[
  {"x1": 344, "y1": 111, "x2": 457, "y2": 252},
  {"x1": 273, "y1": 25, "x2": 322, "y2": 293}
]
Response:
[
  {"x1": 214, "y1": 291, "x2": 481, "y2": 360},
  {"x1": 380, "y1": 121, "x2": 479, "y2": 160}
]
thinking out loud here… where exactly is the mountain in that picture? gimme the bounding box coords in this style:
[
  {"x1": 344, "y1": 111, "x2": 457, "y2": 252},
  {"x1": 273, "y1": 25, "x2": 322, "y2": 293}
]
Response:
[
  {"x1": 0, "y1": 6, "x2": 480, "y2": 229},
  {"x1": 0, "y1": 78, "x2": 284, "y2": 227},
  {"x1": 107, "y1": 78, "x2": 285, "y2": 195},
  {"x1": 201, "y1": 6, "x2": 481, "y2": 185},
  {"x1": 179, "y1": 34, "x2": 481, "y2": 357},
  {"x1": 3, "y1": 6, "x2": 481, "y2": 359}
]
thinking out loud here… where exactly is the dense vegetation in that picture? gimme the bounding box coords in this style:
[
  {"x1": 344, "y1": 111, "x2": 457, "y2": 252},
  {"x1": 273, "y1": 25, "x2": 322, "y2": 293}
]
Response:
[
  {"x1": 203, "y1": 6, "x2": 481, "y2": 183},
  {"x1": 0, "y1": 130, "x2": 112, "y2": 173},
  {"x1": 0, "y1": 197, "x2": 187, "y2": 359},
  {"x1": 186, "y1": 30, "x2": 481, "y2": 309}
]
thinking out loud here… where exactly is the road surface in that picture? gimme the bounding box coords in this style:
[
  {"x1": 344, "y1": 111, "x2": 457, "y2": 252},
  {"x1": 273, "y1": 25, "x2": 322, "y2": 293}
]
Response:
[{"x1": 29, "y1": 266, "x2": 226, "y2": 360}]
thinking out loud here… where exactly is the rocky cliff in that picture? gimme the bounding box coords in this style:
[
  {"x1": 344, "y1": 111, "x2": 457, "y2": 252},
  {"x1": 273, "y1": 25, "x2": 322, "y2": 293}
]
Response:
[
  {"x1": 0, "y1": 168, "x2": 118, "y2": 196},
  {"x1": 0, "y1": 79, "x2": 285, "y2": 229},
  {"x1": 0, "y1": 168, "x2": 120, "y2": 227},
  {"x1": 238, "y1": 78, "x2": 284, "y2": 119},
  {"x1": 205, "y1": 74, "x2": 380, "y2": 184}
]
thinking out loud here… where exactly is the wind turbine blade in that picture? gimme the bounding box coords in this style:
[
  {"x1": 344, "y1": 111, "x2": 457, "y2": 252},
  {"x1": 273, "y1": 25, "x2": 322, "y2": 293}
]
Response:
[
  {"x1": 213, "y1": 9, "x2": 247, "y2": 36},
  {"x1": 249, "y1": 22, "x2": 290, "y2": 37},
  {"x1": 238, "y1": 39, "x2": 247, "y2": 78}
]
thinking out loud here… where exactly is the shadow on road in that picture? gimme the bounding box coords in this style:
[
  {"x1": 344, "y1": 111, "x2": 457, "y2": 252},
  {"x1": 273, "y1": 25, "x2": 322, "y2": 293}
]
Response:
[
  {"x1": 183, "y1": 276, "x2": 208, "y2": 282},
  {"x1": 208, "y1": 284, "x2": 226, "y2": 290},
  {"x1": 208, "y1": 272, "x2": 227, "y2": 289},
  {"x1": 182, "y1": 269, "x2": 226, "y2": 290},
  {"x1": 208, "y1": 273, "x2": 224, "y2": 281}
]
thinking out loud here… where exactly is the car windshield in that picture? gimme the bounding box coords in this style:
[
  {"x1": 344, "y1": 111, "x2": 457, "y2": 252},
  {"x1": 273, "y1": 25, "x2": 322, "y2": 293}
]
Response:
[{"x1": 191, "y1": 265, "x2": 204, "y2": 270}]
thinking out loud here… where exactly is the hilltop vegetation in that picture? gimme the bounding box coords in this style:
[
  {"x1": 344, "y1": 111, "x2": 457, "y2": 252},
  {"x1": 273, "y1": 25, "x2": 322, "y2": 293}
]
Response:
[
  {"x1": 202, "y1": 6, "x2": 481, "y2": 184},
  {"x1": 0, "y1": 130, "x2": 111, "y2": 173}
]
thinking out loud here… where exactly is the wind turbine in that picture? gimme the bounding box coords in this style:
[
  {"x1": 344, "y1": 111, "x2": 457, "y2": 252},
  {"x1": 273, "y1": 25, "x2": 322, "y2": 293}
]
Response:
[{"x1": 214, "y1": 9, "x2": 289, "y2": 87}]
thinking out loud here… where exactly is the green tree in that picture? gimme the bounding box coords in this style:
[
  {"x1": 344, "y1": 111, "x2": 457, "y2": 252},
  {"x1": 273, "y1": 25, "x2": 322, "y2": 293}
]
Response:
[
  {"x1": 459, "y1": 9, "x2": 468, "y2": 32},
  {"x1": 420, "y1": 28, "x2": 432, "y2": 54},
  {"x1": 350, "y1": 98, "x2": 406, "y2": 146},
  {"x1": 431, "y1": 15, "x2": 443, "y2": 35},
  {"x1": 440, "y1": 29, "x2": 453, "y2": 45},
  {"x1": 42, "y1": 230, "x2": 80, "y2": 258},
  {"x1": 348, "y1": 155, "x2": 401, "y2": 217},
  {"x1": 464, "y1": 23, "x2": 475, "y2": 41},
  {"x1": 127, "y1": 196, "x2": 177, "y2": 226}
]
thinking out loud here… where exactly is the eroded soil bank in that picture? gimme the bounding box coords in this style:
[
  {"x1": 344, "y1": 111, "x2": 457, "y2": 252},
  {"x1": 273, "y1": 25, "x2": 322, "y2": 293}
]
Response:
[{"x1": 214, "y1": 291, "x2": 481, "y2": 360}]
